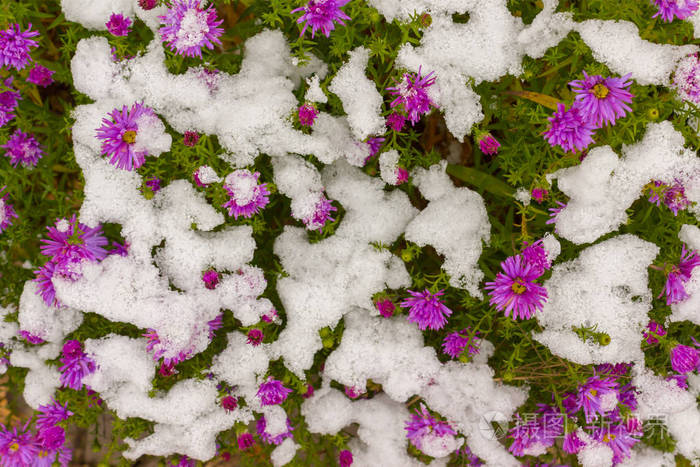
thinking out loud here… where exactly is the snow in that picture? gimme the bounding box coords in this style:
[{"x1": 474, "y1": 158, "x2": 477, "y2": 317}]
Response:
[
  {"x1": 378, "y1": 149, "x2": 401, "y2": 185},
  {"x1": 578, "y1": 442, "x2": 614, "y2": 467},
  {"x1": 304, "y1": 74, "x2": 327, "y2": 103},
  {"x1": 17, "y1": 281, "x2": 83, "y2": 343},
  {"x1": 534, "y1": 235, "x2": 659, "y2": 365},
  {"x1": 271, "y1": 438, "x2": 299, "y2": 466}
]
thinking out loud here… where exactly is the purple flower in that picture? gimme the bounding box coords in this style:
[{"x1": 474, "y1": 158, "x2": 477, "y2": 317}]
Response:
[
  {"x1": 143, "y1": 329, "x2": 193, "y2": 371},
  {"x1": 207, "y1": 313, "x2": 223, "y2": 339},
  {"x1": 399, "y1": 289, "x2": 452, "y2": 331},
  {"x1": 246, "y1": 329, "x2": 264, "y2": 346},
  {"x1": 158, "y1": 0, "x2": 223, "y2": 58},
  {"x1": 643, "y1": 321, "x2": 666, "y2": 344},
  {"x1": 256, "y1": 415, "x2": 294, "y2": 445},
  {"x1": 395, "y1": 167, "x2": 409, "y2": 185},
  {"x1": 521, "y1": 240, "x2": 550, "y2": 276},
  {"x1": 660, "y1": 245, "x2": 700, "y2": 305},
  {"x1": 291, "y1": 0, "x2": 351, "y2": 38},
  {"x1": 222, "y1": 170, "x2": 270, "y2": 219},
  {"x1": 183, "y1": 131, "x2": 199, "y2": 146},
  {"x1": 18, "y1": 330, "x2": 44, "y2": 345},
  {"x1": 0, "y1": 423, "x2": 39, "y2": 466},
  {"x1": 576, "y1": 376, "x2": 619, "y2": 423},
  {"x1": 145, "y1": 177, "x2": 162, "y2": 193},
  {"x1": 40, "y1": 215, "x2": 108, "y2": 265},
  {"x1": 569, "y1": 72, "x2": 634, "y2": 127},
  {"x1": 0, "y1": 77, "x2": 21, "y2": 128},
  {"x1": 543, "y1": 103, "x2": 595, "y2": 153},
  {"x1": 221, "y1": 395, "x2": 238, "y2": 412},
  {"x1": 648, "y1": 180, "x2": 690, "y2": 215},
  {"x1": 257, "y1": 377, "x2": 292, "y2": 406},
  {"x1": 387, "y1": 67, "x2": 437, "y2": 125},
  {"x1": 298, "y1": 103, "x2": 319, "y2": 127},
  {"x1": 375, "y1": 298, "x2": 395, "y2": 318},
  {"x1": 562, "y1": 430, "x2": 585, "y2": 454},
  {"x1": 678, "y1": 244, "x2": 700, "y2": 280},
  {"x1": 339, "y1": 449, "x2": 353, "y2": 467},
  {"x1": 442, "y1": 328, "x2": 480, "y2": 359},
  {"x1": 478, "y1": 133, "x2": 500, "y2": 155},
  {"x1": 0, "y1": 23, "x2": 39, "y2": 70},
  {"x1": 0, "y1": 187, "x2": 18, "y2": 234},
  {"x1": 237, "y1": 433, "x2": 255, "y2": 450},
  {"x1": 261, "y1": 308, "x2": 278, "y2": 323},
  {"x1": 33, "y1": 260, "x2": 60, "y2": 307},
  {"x1": 545, "y1": 201, "x2": 566, "y2": 225},
  {"x1": 673, "y1": 52, "x2": 700, "y2": 104},
  {"x1": 484, "y1": 255, "x2": 548, "y2": 320},
  {"x1": 457, "y1": 445, "x2": 483, "y2": 466},
  {"x1": 364, "y1": 136, "x2": 385, "y2": 163},
  {"x1": 652, "y1": 0, "x2": 699, "y2": 21},
  {"x1": 59, "y1": 340, "x2": 97, "y2": 390},
  {"x1": 618, "y1": 384, "x2": 638, "y2": 411},
  {"x1": 507, "y1": 410, "x2": 563, "y2": 457},
  {"x1": 666, "y1": 373, "x2": 688, "y2": 389},
  {"x1": 386, "y1": 112, "x2": 406, "y2": 132},
  {"x1": 27, "y1": 64, "x2": 55, "y2": 87},
  {"x1": 594, "y1": 362, "x2": 632, "y2": 377},
  {"x1": 531, "y1": 188, "x2": 548, "y2": 203},
  {"x1": 591, "y1": 423, "x2": 640, "y2": 464},
  {"x1": 96, "y1": 102, "x2": 157, "y2": 171},
  {"x1": 106, "y1": 13, "x2": 132, "y2": 36},
  {"x1": 110, "y1": 241, "x2": 129, "y2": 257},
  {"x1": 139, "y1": 0, "x2": 157, "y2": 10},
  {"x1": 37, "y1": 399, "x2": 73, "y2": 430},
  {"x1": 302, "y1": 193, "x2": 337, "y2": 231},
  {"x1": 35, "y1": 425, "x2": 72, "y2": 467},
  {"x1": 2, "y1": 129, "x2": 44, "y2": 168},
  {"x1": 670, "y1": 344, "x2": 699, "y2": 373},
  {"x1": 405, "y1": 404, "x2": 457, "y2": 452},
  {"x1": 344, "y1": 386, "x2": 360, "y2": 399}
]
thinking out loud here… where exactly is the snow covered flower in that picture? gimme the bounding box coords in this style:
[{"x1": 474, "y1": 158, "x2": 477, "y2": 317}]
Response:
[
  {"x1": 257, "y1": 377, "x2": 292, "y2": 406},
  {"x1": 256, "y1": 415, "x2": 294, "y2": 445},
  {"x1": 507, "y1": 410, "x2": 563, "y2": 457},
  {"x1": 543, "y1": 103, "x2": 595, "y2": 153},
  {"x1": 375, "y1": 298, "x2": 395, "y2": 318},
  {"x1": 562, "y1": 430, "x2": 585, "y2": 454},
  {"x1": 2, "y1": 129, "x2": 44, "y2": 168},
  {"x1": 0, "y1": 423, "x2": 39, "y2": 466},
  {"x1": 183, "y1": 131, "x2": 199, "y2": 147},
  {"x1": 0, "y1": 77, "x2": 21, "y2": 128},
  {"x1": 302, "y1": 193, "x2": 337, "y2": 231},
  {"x1": 246, "y1": 329, "x2": 264, "y2": 346},
  {"x1": 33, "y1": 260, "x2": 59, "y2": 307},
  {"x1": 338, "y1": 449, "x2": 353, "y2": 467},
  {"x1": 399, "y1": 289, "x2": 453, "y2": 331},
  {"x1": 592, "y1": 423, "x2": 640, "y2": 464},
  {"x1": 207, "y1": 314, "x2": 223, "y2": 339},
  {"x1": 405, "y1": 404, "x2": 459, "y2": 457},
  {"x1": 545, "y1": 201, "x2": 566, "y2": 226},
  {"x1": 18, "y1": 330, "x2": 43, "y2": 345},
  {"x1": 651, "y1": 0, "x2": 699, "y2": 22},
  {"x1": 395, "y1": 167, "x2": 409, "y2": 185},
  {"x1": 477, "y1": 133, "x2": 500, "y2": 155},
  {"x1": 386, "y1": 112, "x2": 406, "y2": 132},
  {"x1": 291, "y1": 0, "x2": 351, "y2": 38},
  {"x1": 569, "y1": 72, "x2": 634, "y2": 127},
  {"x1": 643, "y1": 321, "x2": 666, "y2": 344},
  {"x1": 59, "y1": 340, "x2": 97, "y2": 390},
  {"x1": 648, "y1": 180, "x2": 691, "y2": 215},
  {"x1": 531, "y1": 188, "x2": 548, "y2": 203},
  {"x1": 521, "y1": 240, "x2": 550, "y2": 276},
  {"x1": 96, "y1": 102, "x2": 156, "y2": 171},
  {"x1": 387, "y1": 67, "x2": 437, "y2": 125},
  {"x1": 222, "y1": 170, "x2": 270, "y2": 219},
  {"x1": 27, "y1": 64, "x2": 55, "y2": 87},
  {"x1": 237, "y1": 433, "x2": 255, "y2": 450},
  {"x1": 484, "y1": 255, "x2": 548, "y2": 320},
  {"x1": 442, "y1": 328, "x2": 480, "y2": 359},
  {"x1": 670, "y1": 344, "x2": 699, "y2": 373},
  {"x1": 298, "y1": 103, "x2": 319, "y2": 127},
  {"x1": 673, "y1": 52, "x2": 700, "y2": 104},
  {"x1": 158, "y1": 0, "x2": 223, "y2": 58},
  {"x1": 40, "y1": 215, "x2": 108, "y2": 266},
  {"x1": 666, "y1": 373, "x2": 688, "y2": 389},
  {"x1": 344, "y1": 386, "x2": 361, "y2": 399},
  {"x1": 221, "y1": 395, "x2": 238, "y2": 412},
  {"x1": 0, "y1": 187, "x2": 18, "y2": 234},
  {"x1": 37, "y1": 399, "x2": 73, "y2": 430},
  {"x1": 0, "y1": 23, "x2": 39, "y2": 70},
  {"x1": 106, "y1": 13, "x2": 132, "y2": 36},
  {"x1": 576, "y1": 375, "x2": 619, "y2": 423},
  {"x1": 659, "y1": 245, "x2": 700, "y2": 305},
  {"x1": 261, "y1": 308, "x2": 278, "y2": 323},
  {"x1": 365, "y1": 136, "x2": 385, "y2": 162},
  {"x1": 145, "y1": 177, "x2": 161, "y2": 193}
]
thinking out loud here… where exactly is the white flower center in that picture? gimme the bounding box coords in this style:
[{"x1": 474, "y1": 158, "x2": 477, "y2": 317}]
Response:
[
  {"x1": 225, "y1": 171, "x2": 258, "y2": 205},
  {"x1": 176, "y1": 9, "x2": 210, "y2": 49}
]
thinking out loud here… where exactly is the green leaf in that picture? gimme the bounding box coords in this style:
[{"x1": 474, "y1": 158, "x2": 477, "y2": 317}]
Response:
[{"x1": 446, "y1": 164, "x2": 515, "y2": 199}]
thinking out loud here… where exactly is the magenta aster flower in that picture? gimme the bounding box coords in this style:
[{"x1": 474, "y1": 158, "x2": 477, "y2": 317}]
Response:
[
  {"x1": 35, "y1": 425, "x2": 72, "y2": 467},
  {"x1": 344, "y1": 386, "x2": 361, "y2": 399},
  {"x1": 521, "y1": 239, "x2": 550, "y2": 276},
  {"x1": 545, "y1": 201, "x2": 567, "y2": 225},
  {"x1": 592, "y1": 423, "x2": 640, "y2": 464},
  {"x1": 399, "y1": 289, "x2": 452, "y2": 331},
  {"x1": 666, "y1": 373, "x2": 688, "y2": 389},
  {"x1": 484, "y1": 255, "x2": 548, "y2": 320},
  {"x1": 0, "y1": 23, "x2": 39, "y2": 70},
  {"x1": 145, "y1": 177, "x2": 161, "y2": 192},
  {"x1": 18, "y1": 330, "x2": 44, "y2": 345},
  {"x1": 257, "y1": 377, "x2": 292, "y2": 406},
  {"x1": 96, "y1": 102, "x2": 157, "y2": 171},
  {"x1": 652, "y1": 0, "x2": 699, "y2": 21},
  {"x1": 302, "y1": 193, "x2": 337, "y2": 231},
  {"x1": 595, "y1": 362, "x2": 632, "y2": 377},
  {"x1": 543, "y1": 103, "x2": 595, "y2": 153},
  {"x1": 576, "y1": 376, "x2": 619, "y2": 423},
  {"x1": 0, "y1": 77, "x2": 21, "y2": 128},
  {"x1": 27, "y1": 64, "x2": 55, "y2": 87},
  {"x1": 256, "y1": 415, "x2": 294, "y2": 445},
  {"x1": 106, "y1": 13, "x2": 132, "y2": 36},
  {"x1": 207, "y1": 313, "x2": 223, "y2": 339},
  {"x1": 158, "y1": 0, "x2": 223, "y2": 58},
  {"x1": 183, "y1": 131, "x2": 199, "y2": 147},
  {"x1": 261, "y1": 308, "x2": 278, "y2": 323},
  {"x1": 237, "y1": 433, "x2": 255, "y2": 450},
  {"x1": 659, "y1": 245, "x2": 700, "y2": 305},
  {"x1": 221, "y1": 395, "x2": 238, "y2": 412},
  {"x1": 222, "y1": 169, "x2": 270, "y2": 219},
  {"x1": 478, "y1": 133, "x2": 500, "y2": 155},
  {"x1": 33, "y1": 260, "x2": 60, "y2": 307},
  {"x1": 405, "y1": 404, "x2": 457, "y2": 453},
  {"x1": 649, "y1": 180, "x2": 691, "y2": 216},
  {"x1": 670, "y1": 344, "x2": 699, "y2": 373},
  {"x1": 386, "y1": 112, "x2": 406, "y2": 132},
  {"x1": 366, "y1": 137, "x2": 385, "y2": 161},
  {"x1": 40, "y1": 215, "x2": 108, "y2": 265},
  {"x1": 110, "y1": 241, "x2": 129, "y2": 257},
  {"x1": 0, "y1": 423, "x2": 39, "y2": 466},
  {"x1": 643, "y1": 321, "x2": 666, "y2": 344},
  {"x1": 0, "y1": 187, "x2": 18, "y2": 234},
  {"x1": 37, "y1": 399, "x2": 73, "y2": 430},
  {"x1": 562, "y1": 430, "x2": 585, "y2": 454},
  {"x1": 2, "y1": 129, "x2": 44, "y2": 168},
  {"x1": 59, "y1": 340, "x2": 97, "y2": 390},
  {"x1": 291, "y1": 0, "x2": 351, "y2": 38},
  {"x1": 246, "y1": 329, "x2": 264, "y2": 346},
  {"x1": 387, "y1": 67, "x2": 437, "y2": 125},
  {"x1": 507, "y1": 409, "x2": 563, "y2": 457},
  {"x1": 570, "y1": 72, "x2": 634, "y2": 127},
  {"x1": 531, "y1": 188, "x2": 548, "y2": 203},
  {"x1": 375, "y1": 298, "x2": 395, "y2": 318},
  {"x1": 298, "y1": 103, "x2": 319, "y2": 127},
  {"x1": 395, "y1": 167, "x2": 409, "y2": 185},
  {"x1": 302, "y1": 384, "x2": 314, "y2": 398},
  {"x1": 139, "y1": 0, "x2": 157, "y2": 10},
  {"x1": 673, "y1": 52, "x2": 700, "y2": 104},
  {"x1": 339, "y1": 449, "x2": 353, "y2": 467},
  {"x1": 442, "y1": 328, "x2": 481, "y2": 359}
]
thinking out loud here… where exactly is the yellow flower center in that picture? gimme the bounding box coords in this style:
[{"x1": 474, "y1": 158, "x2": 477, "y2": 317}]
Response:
[
  {"x1": 511, "y1": 279, "x2": 526, "y2": 295},
  {"x1": 39, "y1": 450, "x2": 48, "y2": 458},
  {"x1": 590, "y1": 389, "x2": 598, "y2": 396},
  {"x1": 9, "y1": 442, "x2": 19, "y2": 452},
  {"x1": 592, "y1": 83, "x2": 609, "y2": 99},
  {"x1": 122, "y1": 130, "x2": 137, "y2": 144},
  {"x1": 603, "y1": 433, "x2": 616, "y2": 443}
]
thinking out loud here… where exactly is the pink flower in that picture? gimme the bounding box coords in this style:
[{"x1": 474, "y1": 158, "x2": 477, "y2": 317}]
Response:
[
  {"x1": 521, "y1": 239, "x2": 550, "y2": 276},
  {"x1": 673, "y1": 52, "x2": 700, "y2": 104},
  {"x1": 237, "y1": 433, "x2": 255, "y2": 450},
  {"x1": 386, "y1": 113, "x2": 406, "y2": 132},
  {"x1": 531, "y1": 188, "x2": 548, "y2": 203},
  {"x1": 387, "y1": 67, "x2": 437, "y2": 125},
  {"x1": 106, "y1": 13, "x2": 132, "y2": 36},
  {"x1": 405, "y1": 404, "x2": 457, "y2": 452},
  {"x1": 659, "y1": 245, "x2": 700, "y2": 305},
  {"x1": 298, "y1": 103, "x2": 319, "y2": 126},
  {"x1": 0, "y1": 23, "x2": 39, "y2": 70},
  {"x1": 0, "y1": 77, "x2": 21, "y2": 128},
  {"x1": 221, "y1": 395, "x2": 238, "y2": 412},
  {"x1": 202, "y1": 269, "x2": 219, "y2": 289},
  {"x1": 399, "y1": 289, "x2": 453, "y2": 331},
  {"x1": 257, "y1": 377, "x2": 292, "y2": 406},
  {"x1": 183, "y1": 131, "x2": 200, "y2": 146},
  {"x1": 302, "y1": 193, "x2": 337, "y2": 231},
  {"x1": 643, "y1": 321, "x2": 666, "y2": 344},
  {"x1": 670, "y1": 344, "x2": 699, "y2": 373},
  {"x1": 246, "y1": 329, "x2": 264, "y2": 346},
  {"x1": 59, "y1": 340, "x2": 97, "y2": 390},
  {"x1": 442, "y1": 328, "x2": 480, "y2": 359},
  {"x1": 576, "y1": 375, "x2": 619, "y2": 423},
  {"x1": 222, "y1": 169, "x2": 270, "y2": 219},
  {"x1": 291, "y1": 0, "x2": 351, "y2": 38},
  {"x1": 0, "y1": 186, "x2": 18, "y2": 234},
  {"x1": 478, "y1": 133, "x2": 500, "y2": 155},
  {"x1": 562, "y1": 430, "x2": 585, "y2": 454},
  {"x1": 339, "y1": 449, "x2": 353, "y2": 467},
  {"x1": 652, "y1": 0, "x2": 699, "y2": 21},
  {"x1": 569, "y1": 72, "x2": 634, "y2": 127},
  {"x1": 395, "y1": 167, "x2": 409, "y2": 185},
  {"x1": 375, "y1": 298, "x2": 395, "y2": 318},
  {"x1": 484, "y1": 255, "x2": 548, "y2": 320},
  {"x1": 26, "y1": 64, "x2": 55, "y2": 87},
  {"x1": 158, "y1": 0, "x2": 223, "y2": 58},
  {"x1": 543, "y1": 103, "x2": 595, "y2": 153},
  {"x1": 2, "y1": 128, "x2": 44, "y2": 168},
  {"x1": 0, "y1": 423, "x2": 39, "y2": 465},
  {"x1": 96, "y1": 102, "x2": 157, "y2": 171},
  {"x1": 256, "y1": 415, "x2": 294, "y2": 445},
  {"x1": 139, "y1": 0, "x2": 157, "y2": 10}
]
